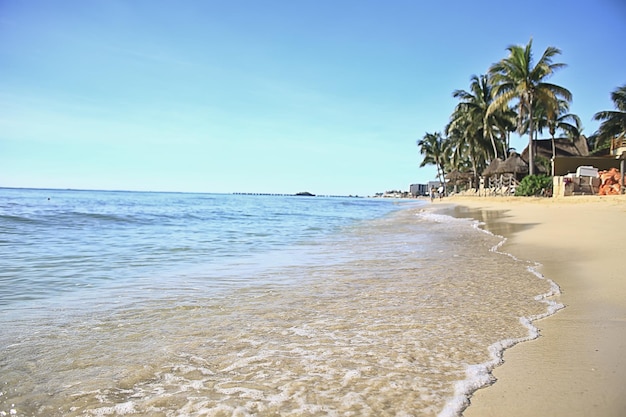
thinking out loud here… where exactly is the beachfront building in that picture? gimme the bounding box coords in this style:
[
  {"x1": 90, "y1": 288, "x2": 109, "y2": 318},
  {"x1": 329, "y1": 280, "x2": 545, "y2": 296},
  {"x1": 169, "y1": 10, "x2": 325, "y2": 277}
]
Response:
[
  {"x1": 520, "y1": 135, "x2": 590, "y2": 175},
  {"x1": 409, "y1": 182, "x2": 445, "y2": 197},
  {"x1": 477, "y1": 135, "x2": 617, "y2": 197},
  {"x1": 410, "y1": 183, "x2": 429, "y2": 197},
  {"x1": 538, "y1": 135, "x2": 626, "y2": 196}
]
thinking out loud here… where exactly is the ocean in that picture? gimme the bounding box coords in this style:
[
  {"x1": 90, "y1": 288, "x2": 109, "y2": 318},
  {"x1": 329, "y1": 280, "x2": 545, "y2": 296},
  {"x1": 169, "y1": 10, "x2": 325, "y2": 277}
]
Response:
[{"x1": 0, "y1": 188, "x2": 561, "y2": 417}]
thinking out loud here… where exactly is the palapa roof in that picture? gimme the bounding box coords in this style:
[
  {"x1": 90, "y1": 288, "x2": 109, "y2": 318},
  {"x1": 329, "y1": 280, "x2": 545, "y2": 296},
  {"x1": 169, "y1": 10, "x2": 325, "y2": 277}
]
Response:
[
  {"x1": 519, "y1": 135, "x2": 589, "y2": 174},
  {"x1": 520, "y1": 135, "x2": 590, "y2": 161},
  {"x1": 482, "y1": 158, "x2": 503, "y2": 176},
  {"x1": 445, "y1": 169, "x2": 474, "y2": 185},
  {"x1": 445, "y1": 169, "x2": 474, "y2": 180},
  {"x1": 495, "y1": 152, "x2": 528, "y2": 175}
]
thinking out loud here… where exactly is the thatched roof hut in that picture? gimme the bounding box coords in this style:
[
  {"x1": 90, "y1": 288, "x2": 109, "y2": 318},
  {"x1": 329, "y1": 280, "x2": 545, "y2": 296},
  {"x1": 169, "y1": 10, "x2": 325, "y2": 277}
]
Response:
[
  {"x1": 521, "y1": 135, "x2": 590, "y2": 160},
  {"x1": 519, "y1": 136, "x2": 589, "y2": 174},
  {"x1": 445, "y1": 170, "x2": 475, "y2": 189},
  {"x1": 482, "y1": 158, "x2": 503, "y2": 177},
  {"x1": 445, "y1": 169, "x2": 474, "y2": 181},
  {"x1": 495, "y1": 152, "x2": 528, "y2": 175}
]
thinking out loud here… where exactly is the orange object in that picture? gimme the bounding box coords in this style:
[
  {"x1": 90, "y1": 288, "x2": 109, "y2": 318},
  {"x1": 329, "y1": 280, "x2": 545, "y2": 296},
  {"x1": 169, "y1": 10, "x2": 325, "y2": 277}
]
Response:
[{"x1": 597, "y1": 168, "x2": 623, "y2": 195}]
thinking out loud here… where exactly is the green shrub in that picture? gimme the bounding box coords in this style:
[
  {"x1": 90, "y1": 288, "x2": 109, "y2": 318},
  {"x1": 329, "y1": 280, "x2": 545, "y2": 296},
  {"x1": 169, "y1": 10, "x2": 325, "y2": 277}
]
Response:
[{"x1": 515, "y1": 174, "x2": 553, "y2": 196}]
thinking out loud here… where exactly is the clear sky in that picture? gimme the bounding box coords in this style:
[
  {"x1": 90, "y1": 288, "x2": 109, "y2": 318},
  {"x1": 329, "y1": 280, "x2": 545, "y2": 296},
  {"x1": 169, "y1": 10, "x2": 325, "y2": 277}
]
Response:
[{"x1": 1, "y1": 0, "x2": 625, "y2": 195}]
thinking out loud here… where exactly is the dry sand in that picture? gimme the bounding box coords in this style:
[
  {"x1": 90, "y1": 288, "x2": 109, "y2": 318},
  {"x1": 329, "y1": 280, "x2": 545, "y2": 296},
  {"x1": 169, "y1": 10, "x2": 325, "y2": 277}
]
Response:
[{"x1": 435, "y1": 194, "x2": 626, "y2": 417}]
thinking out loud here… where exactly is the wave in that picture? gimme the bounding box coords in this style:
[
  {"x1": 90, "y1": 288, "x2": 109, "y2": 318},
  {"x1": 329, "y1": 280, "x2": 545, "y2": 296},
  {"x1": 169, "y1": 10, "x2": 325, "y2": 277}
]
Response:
[
  {"x1": 415, "y1": 209, "x2": 565, "y2": 417},
  {"x1": 0, "y1": 213, "x2": 40, "y2": 224}
]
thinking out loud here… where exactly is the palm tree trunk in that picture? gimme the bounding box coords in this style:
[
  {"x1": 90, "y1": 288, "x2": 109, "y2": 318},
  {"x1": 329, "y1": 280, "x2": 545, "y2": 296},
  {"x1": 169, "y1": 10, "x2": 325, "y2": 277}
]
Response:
[
  {"x1": 490, "y1": 134, "x2": 499, "y2": 160},
  {"x1": 550, "y1": 133, "x2": 557, "y2": 176},
  {"x1": 437, "y1": 163, "x2": 445, "y2": 188},
  {"x1": 470, "y1": 150, "x2": 479, "y2": 190},
  {"x1": 528, "y1": 100, "x2": 535, "y2": 176},
  {"x1": 505, "y1": 131, "x2": 510, "y2": 155},
  {"x1": 441, "y1": 166, "x2": 448, "y2": 194}
]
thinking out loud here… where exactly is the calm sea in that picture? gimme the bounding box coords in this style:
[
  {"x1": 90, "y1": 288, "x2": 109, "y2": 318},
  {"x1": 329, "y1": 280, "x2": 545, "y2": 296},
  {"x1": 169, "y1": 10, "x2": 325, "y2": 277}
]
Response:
[{"x1": 0, "y1": 188, "x2": 561, "y2": 417}]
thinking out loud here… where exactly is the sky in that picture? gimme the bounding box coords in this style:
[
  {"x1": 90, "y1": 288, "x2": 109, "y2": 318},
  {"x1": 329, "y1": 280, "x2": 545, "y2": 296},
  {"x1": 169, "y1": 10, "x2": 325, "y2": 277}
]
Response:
[{"x1": 1, "y1": 0, "x2": 625, "y2": 196}]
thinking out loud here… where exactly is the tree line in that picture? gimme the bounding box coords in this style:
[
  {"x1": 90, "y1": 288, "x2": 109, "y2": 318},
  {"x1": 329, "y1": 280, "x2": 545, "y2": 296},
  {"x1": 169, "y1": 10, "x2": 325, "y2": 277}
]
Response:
[{"x1": 417, "y1": 38, "x2": 626, "y2": 189}]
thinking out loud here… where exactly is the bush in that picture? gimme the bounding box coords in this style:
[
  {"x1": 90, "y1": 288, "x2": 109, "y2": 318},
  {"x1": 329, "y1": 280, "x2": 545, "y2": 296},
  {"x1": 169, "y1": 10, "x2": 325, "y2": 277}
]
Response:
[{"x1": 515, "y1": 174, "x2": 553, "y2": 196}]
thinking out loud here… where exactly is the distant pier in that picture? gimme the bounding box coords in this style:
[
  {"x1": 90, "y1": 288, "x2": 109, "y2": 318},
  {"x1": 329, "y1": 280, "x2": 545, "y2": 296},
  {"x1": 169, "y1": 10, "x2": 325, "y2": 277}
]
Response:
[{"x1": 232, "y1": 192, "x2": 364, "y2": 198}]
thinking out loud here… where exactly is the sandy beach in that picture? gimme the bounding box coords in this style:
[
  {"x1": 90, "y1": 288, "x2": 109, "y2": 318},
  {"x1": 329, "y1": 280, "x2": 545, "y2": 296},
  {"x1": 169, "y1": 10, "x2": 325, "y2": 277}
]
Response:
[{"x1": 435, "y1": 194, "x2": 626, "y2": 417}]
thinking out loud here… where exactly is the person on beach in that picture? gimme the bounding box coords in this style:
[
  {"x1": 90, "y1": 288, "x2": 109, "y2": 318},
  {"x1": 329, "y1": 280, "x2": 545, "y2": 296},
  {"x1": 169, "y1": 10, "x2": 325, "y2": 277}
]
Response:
[
  {"x1": 437, "y1": 185, "x2": 444, "y2": 199},
  {"x1": 430, "y1": 187, "x2": 436, "y2": 202}
]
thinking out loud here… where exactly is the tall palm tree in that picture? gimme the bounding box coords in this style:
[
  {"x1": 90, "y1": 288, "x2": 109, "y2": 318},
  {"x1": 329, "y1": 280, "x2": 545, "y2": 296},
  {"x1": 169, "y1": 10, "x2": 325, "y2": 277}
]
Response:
[
  {"x1": 447, "y1": 108, "x2": 491, "y2": 189},
  {"x1": 593, "y1": 84, "x2": 626, "y2": 152},
  {"x1": 527, "y1": 99, "x2": 582, "y2": 159},
  {"x1": 488, "y1": 38, "x2": 572, "y2": 175},
  {"x1": 497, "y1": 106, "x2": 518, "y2": 156},
  {"x1": 547, "y1": 100, "x2": 582, "y2": 159},
  {"x1": 417, "y1": 132, "x2": 449, "y2": 186},
  {"x1": 443, "y1": 122, "x2": 466, "y2": 175},
  {"x1": 451, "y1": 74, "x2": 505, "y2": 160}
]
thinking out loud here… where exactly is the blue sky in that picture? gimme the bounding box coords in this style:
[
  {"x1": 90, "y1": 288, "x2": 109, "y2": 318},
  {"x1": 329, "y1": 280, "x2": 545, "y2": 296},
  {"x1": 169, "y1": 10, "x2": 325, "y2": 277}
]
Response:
[{"x1": 1, "y1": 0, "x2": 625, "y2": 195}]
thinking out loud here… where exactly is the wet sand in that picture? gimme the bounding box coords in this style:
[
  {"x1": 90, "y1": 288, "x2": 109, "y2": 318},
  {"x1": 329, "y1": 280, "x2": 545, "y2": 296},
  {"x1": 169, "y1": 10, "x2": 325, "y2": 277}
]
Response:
[{"x1": 436, "y1": 195, "x2": 626, "y2": 417}]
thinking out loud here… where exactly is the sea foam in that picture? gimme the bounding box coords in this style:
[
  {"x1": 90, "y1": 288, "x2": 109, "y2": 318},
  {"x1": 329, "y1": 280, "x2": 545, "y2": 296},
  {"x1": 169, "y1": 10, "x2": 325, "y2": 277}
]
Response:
[{"x1": 423, "y1": 209, "x2": 565, "y2": 417}]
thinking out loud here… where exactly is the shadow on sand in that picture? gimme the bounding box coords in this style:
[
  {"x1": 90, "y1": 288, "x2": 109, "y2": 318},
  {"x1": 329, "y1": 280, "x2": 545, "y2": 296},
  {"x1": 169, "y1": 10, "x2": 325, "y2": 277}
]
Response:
[{"x1": 437, "y1": 204, "x2": 539, "y2": 239}]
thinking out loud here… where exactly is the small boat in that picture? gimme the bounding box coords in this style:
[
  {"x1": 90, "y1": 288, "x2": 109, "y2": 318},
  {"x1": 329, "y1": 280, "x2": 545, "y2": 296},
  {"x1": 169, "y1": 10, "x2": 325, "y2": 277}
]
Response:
[{"x1": 295, "y1": 191, "x2": 316, "y2": 197}]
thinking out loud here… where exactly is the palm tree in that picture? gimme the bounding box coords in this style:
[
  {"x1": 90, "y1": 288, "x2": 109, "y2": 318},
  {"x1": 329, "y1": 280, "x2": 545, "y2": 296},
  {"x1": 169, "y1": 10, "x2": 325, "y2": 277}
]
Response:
[
  {"x1": 443, "y1": 122, "x2": 467, "y2": 175},
  {"x1": 593, "y1": 84, "x2": 626, "y2": 152},
  {"x1": 451, "y1": 74, "x2": 505, "y2": 160},
  {"x1": 447, "y1": 108, "x2": 491, "y2": 189},
  {"x1": 417, "y1": 132, "x2": 449, "y2": 186},
  {"x1": 497, "y1": 106, "x2": 518, "y2": 157},
  {"x1": 488, "y1": 38, "x2": 572, "y2": 175},
  {"x1": 547, "y1": 100, "x2": 582, "y2": 159},
  {"x1": 528, "y1": 99, "x2": 582, "y2": 159}
]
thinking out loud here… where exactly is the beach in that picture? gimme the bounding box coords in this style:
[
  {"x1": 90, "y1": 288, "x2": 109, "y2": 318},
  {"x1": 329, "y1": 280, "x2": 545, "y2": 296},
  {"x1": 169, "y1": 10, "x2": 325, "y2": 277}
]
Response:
[
  {"x1": 437, "y1": 194, "x2": 626, "y2": 417},
  {"x1": 3, "y1": 189, "x2": 625, "y2": 416},
  {"x1": 5, "y1": 189, "x2": 549, "y2": 416}
]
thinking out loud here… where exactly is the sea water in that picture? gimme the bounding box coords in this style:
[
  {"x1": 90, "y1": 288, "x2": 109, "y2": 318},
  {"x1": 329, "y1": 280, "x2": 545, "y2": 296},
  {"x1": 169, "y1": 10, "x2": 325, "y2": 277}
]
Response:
[{"x1": 0, "y1": 188, "x2": 561, "y2": 417}]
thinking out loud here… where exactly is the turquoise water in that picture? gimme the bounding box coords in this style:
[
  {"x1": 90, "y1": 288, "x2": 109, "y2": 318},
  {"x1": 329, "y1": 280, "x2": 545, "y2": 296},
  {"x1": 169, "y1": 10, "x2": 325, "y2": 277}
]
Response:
[
  {"x1": 0, "y1": 188, "x2": 560, "y2": 416},
  {"x1": 1, "y1": 189, "x2": 397, "y2": 310}
]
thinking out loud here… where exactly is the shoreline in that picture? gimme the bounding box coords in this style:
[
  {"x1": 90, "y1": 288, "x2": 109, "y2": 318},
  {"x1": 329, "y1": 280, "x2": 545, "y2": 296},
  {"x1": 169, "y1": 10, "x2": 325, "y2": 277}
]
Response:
[{"x1": 435, "y1": 195, "x2": 626, "y2": 416}]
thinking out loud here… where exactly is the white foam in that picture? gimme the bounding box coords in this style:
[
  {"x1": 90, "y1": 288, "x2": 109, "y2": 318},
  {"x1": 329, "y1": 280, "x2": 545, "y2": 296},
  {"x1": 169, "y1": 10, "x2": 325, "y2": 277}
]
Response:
[
  {"x1": 426, "y1": 208, "x2": 566, "y2": 417},
  {"x1": 290, "y1": 326, "x2": 316, "y2": 338},
  {"x1": 416, "y1": 210, "x2": 475, "y2": 225},
  {"x1": 88, "y1": 401, "x2": 136, "y2": 416},
  {"x1": 342, "y1": 369, "x2": 361, "y2": 386}
]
